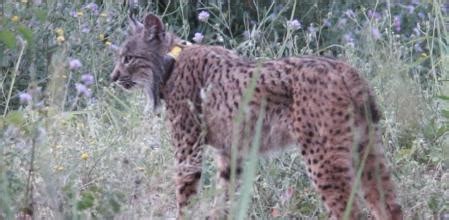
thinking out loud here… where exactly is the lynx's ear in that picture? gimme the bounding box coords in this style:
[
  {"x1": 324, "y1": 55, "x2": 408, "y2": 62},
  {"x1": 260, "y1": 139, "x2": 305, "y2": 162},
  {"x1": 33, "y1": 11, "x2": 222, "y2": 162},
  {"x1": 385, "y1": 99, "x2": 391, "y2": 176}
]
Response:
[{"x1": 143, "y1": 14, "x2": 165, "y2": 40}]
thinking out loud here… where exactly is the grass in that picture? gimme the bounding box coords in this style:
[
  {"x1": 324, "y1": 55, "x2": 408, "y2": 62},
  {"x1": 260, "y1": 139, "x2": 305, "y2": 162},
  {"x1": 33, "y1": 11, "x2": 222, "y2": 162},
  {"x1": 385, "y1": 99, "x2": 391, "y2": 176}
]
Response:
[{"x1": 1, "y1": 1, "x2": 449, "y2": 219}]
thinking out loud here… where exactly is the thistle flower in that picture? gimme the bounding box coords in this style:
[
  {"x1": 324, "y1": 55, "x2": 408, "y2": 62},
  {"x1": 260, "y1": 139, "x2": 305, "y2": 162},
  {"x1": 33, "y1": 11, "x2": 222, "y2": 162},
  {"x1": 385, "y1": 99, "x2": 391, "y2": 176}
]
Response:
[
  {"x1": 198, "y1": 11, "x2": 210, "y2": 22},
  {"x1": 75, "y1": 83, "x2": 92, "y2": 97},
  {"x1": 19, "y1": 92, "x2": 32, "y2": 104},
  {"x1": 81, "y1": 73, "x2": 94, "y2": 85},
  {"x1": 287, "y1": 19, "x2": 302, "y2": 30},
  {"x1": 192, "y1": 32, "x2": 204, "y2": 43},
  {"x1": 69, "y1": 59, "x2": 82, "y2": 70}
]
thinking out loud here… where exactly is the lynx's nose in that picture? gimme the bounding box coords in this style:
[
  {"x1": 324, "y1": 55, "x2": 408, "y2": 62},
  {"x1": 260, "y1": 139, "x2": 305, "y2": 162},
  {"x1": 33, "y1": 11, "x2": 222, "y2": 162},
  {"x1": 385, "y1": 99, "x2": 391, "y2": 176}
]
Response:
[{"x1": 110, "y1": 68, "x2": 120, "y2": 82}]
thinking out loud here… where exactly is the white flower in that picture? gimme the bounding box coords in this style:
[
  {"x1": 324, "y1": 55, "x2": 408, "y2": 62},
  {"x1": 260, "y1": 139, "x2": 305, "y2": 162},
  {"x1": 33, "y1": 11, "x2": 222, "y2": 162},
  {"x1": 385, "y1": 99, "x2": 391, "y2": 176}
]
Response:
[
  {"x1": 287, "y1": 19, "x2": 301, "y2": 30},
  {"x1": 192, "y1": 32, "x2": 204, "y2": 43},
  {"x1": 198, "y1": 11, "x2": 210, "y2": 22},
  {"x1": 68, "y1": 59, "x2": 82, "y2": 70}
]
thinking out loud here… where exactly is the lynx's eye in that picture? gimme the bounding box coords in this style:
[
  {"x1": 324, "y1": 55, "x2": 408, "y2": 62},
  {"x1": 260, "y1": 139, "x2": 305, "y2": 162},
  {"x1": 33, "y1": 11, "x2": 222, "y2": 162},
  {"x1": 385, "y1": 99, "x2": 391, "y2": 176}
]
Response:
[{"x1": 123, "y1": 56, "x2": 133, "y2": 65}]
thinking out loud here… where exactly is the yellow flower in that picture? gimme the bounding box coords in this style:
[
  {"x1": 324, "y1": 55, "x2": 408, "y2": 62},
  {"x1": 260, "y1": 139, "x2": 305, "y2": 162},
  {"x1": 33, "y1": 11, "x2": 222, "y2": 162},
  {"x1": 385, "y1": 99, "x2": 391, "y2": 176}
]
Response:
[
  {"x1": 56, "y1": 35, "x2": 65, "y2": 44},
  {"x1": 137, "y1": 167, "x2": 145, "y2": 171},
  {"x1": 420, "y1": 53, "x2": 428, "y2": 58},
  {"x1": 81, "y1": 152, "x2": 89, "y2": 160},
  {"x1": 105, "y1": 41, "x2": 111, "y2": 46},
  {"x1": 21, "y1": 0, "x2": 28, "y2": 3},
  {"x1": 55, "y1": 28, "x2": 64, "y2": 36},
  {"x1": 77, "y1": 11, "x2": 84, "y2": 17},
  {"x1": 11, "y1": 15, "x2": 20, "y2": 22},
  {"x1": 100, "y1": 12, "x2": 107, "y2": 17},
  {"x1": 55, "y1": 165, "x2": 64, "y2": 171},
  {"x1": 98, "y1": 34, "x2": 105, "y2": 41}
]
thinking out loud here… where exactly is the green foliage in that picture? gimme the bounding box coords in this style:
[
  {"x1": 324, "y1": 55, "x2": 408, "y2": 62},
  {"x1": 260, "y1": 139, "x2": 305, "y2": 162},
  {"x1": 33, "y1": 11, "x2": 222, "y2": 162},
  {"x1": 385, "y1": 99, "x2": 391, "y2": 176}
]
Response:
[{"x1": 0, "y1": 0, "x2": 448, "y2": 219}]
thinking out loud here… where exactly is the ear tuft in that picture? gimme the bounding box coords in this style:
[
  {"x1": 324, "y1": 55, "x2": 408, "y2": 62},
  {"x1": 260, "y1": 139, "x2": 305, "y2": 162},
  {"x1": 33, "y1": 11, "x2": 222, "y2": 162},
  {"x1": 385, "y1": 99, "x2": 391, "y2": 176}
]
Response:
[{"x1": 143, "y1": 14, "x2": 165, "y2": 34}]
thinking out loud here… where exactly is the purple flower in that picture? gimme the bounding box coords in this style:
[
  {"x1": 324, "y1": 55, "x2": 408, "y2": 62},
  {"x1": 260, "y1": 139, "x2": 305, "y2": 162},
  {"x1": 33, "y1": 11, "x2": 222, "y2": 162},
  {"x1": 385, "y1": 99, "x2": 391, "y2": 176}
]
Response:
[
  {"x1": 323, "y1": 19, "x2": 331, "y2": 27},
  {"x1": 287, "y1": 19, "x2": 302, "y2": 30},
  {"x1": 198, "y1": 11, "x2": 210, "y2": 22},
  {"x1": 344, "y1": 9, "x2": 356, "y2": 18},
  {"x1": 19, "y1": 92, "x2": 32, "y2": 104},
  {"x1": 337, "y1": 18, "x2": 347, "y2": 28},
  {"x1": 81, "y1": 24, "x2": 90, "y2": 33},
  {"x1": 371, "y1": 27, "x2": 381, "y2": 40},
  {"x1": 343, "y1": 33, "x2": 354, "y2": 43},
  {"x1": 414, "y1": 43, "x2": 423, "y2": 52},
  {"x1": 406, "y1": 5, "x2": 415, "y2": 14},
  {"x1": 367, "y1": 10, "x2": 381, "y2": 21},
  {"x1": 307, "y1": 24, "x2": 317, "y2": 38},
  {"x1": 81, "y1": 73, "x2": 94, "y2": 85},
  {"x1": 393, "y1": 16, "x2": 401, "y2": 32},
  {"x1": 69, "y1": 59, "x2": 82, "y2": 70},
  {"x1": 192, "y1": 32, "x2": 204, "y2": 43},
  {"x1": 84, "y1": 2, "x2": 98, "y2": 11},
  {"x1": 70, "y1": 10, "x2": 78, "y2": 17},
  {"x1": 75, "y1": 83, "x2": 92, "y2": 97}
]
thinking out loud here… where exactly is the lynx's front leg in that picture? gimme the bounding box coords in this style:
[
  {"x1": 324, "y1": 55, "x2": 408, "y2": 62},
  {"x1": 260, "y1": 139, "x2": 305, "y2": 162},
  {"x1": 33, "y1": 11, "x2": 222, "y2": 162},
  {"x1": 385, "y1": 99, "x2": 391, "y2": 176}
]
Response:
[{"x1": 168, "y1": 107, "x2": 205, "y2": 218}]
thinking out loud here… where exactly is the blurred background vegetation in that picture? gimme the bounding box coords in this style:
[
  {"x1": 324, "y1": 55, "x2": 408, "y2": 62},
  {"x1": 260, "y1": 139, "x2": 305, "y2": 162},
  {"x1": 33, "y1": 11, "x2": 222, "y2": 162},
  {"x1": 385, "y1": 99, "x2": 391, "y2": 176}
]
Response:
[{"x1": 0, "y1": 0, "x2": 448, "y2": 219}]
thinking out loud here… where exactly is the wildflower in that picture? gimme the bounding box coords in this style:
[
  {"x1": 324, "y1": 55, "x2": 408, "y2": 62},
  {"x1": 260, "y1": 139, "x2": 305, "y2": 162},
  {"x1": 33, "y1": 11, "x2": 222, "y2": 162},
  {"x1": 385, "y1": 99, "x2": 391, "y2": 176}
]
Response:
[
  {"x1": 414, "y1": 43, "x2": 423, "y2": 52},
  {"x1": 344, "y1": 9, "x2": 356, "y2": 18},
  {"x1": 75, "y1": 83, "x2": 92, "y2": 97},
  {"x1": 70, "y1": 10, "x2": 78, "y2": 17},
  {"x1": 323, "y1": 19, "x2": 331, "y2": 27},
  {"x1": 367, "y1": 10, "x2": 381, "y2": 21},
  {"x1": 55, "y1": 28, "x2": 64, "y2": 36},
  {"x1": 84, "y1": 2, "x2": 98, "y2": 12},
  {"x1": 108, "y1": 43, "x2": 119, "y2": 51},
  {"x1": 55, "y1": 165, "x2": 64, "y2": 171},
  {"x1": 287, "y1": 19, "x2": 301, "y2": 30},
  {"x1": 19, "y1": 92, "x2": 32, "y2": 104},
  {"x1": 11, "y1": 15, "x2": 20, "y2": 22},
  {"x1": 98, "y1": 33, "x2": 105, "y2": 41},
  {"x1": 371, "y1": 27, "x2": 381, "y2": 40},
  {"x1": 192, "y1": 32, "x2": 204, "y2": 43},
  {"x1": 343, "y1": 33, "x2": 355, "y2": 47},
  {"x1": 307, "y1": 24, "x2": 317, "y2": 35},
  {"x1": 68, "y1": 59, "x2": 82, "y2": 70},
  {"x1": 81, "y1": 152, "x2": 89, "y2": 160},
  {"x1": 337, "y1": 18, "x2": 347, "y2": 28},
  {"x1": 77, "y1": 11, "x2": 84, "y2": 17},
  {"x1": 21, "y1": 0, "x2": 28, "y2": 3},
  {"x1": 100, "y1": 12, "x2": 108, "y2": 17},
  {"x1": 81, "y1": 24, "x2": 90, "y2": 33},
  {"x1": 105, "y1": 41, "x2": 112, "y2": 46},
  {"x1": 198, "y1": 11, "x2": 210, "y2": 22},
  {"x1": 81, "y1": 73, "x2": 94, "y2": 85},
  {"x1": 56, "y1": 35, "x2": 65, "y2": 44},
  {"x1": 393, "y1": 16, "x2": 401, "y2": 32},
  {"x1": 406, "y1": 5, "x2": 415, "y2": 14},
  {"x1": 137, "y1": 167, "x2": 145, "y2": 171},
  {"x1": 420, "y1": 53, "x2": 428, "y2": 58}
]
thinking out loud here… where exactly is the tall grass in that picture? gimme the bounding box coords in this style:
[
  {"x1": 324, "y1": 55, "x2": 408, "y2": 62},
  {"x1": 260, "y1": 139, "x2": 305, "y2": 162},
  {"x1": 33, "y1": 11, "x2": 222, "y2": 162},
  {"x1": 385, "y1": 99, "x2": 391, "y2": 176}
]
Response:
[{"x1": 0, "y1": 0, "x2": 448, "y2": 219}]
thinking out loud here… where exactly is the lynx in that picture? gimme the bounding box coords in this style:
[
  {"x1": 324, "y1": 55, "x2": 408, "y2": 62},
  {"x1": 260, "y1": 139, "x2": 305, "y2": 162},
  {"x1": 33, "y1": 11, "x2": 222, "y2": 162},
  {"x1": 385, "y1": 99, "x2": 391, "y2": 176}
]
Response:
[{"x1": 110, "y1": 14, "x2": 403, "y2": 219}]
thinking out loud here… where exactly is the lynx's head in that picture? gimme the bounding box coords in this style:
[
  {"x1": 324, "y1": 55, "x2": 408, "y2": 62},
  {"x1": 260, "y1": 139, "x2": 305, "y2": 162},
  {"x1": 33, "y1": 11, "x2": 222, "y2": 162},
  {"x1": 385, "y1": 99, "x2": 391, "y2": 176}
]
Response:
[{"x1": 110, "y1": 14, "x2": 176, "y2": 110}]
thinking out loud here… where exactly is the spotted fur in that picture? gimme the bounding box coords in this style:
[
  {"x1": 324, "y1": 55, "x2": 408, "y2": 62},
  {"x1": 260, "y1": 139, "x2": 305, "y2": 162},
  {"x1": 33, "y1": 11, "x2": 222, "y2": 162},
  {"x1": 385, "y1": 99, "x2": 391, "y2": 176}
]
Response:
[{"x1": 111, "y1": 14, "x2": 403, "y2": 220}]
